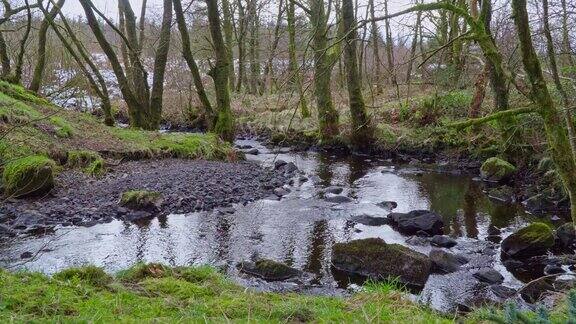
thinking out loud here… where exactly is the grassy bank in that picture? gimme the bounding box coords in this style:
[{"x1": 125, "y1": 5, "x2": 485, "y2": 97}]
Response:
[
  {"x1": 0, "y1": 264, "x2": 451, "y2": 323},
  {"x1": 0, "y1": 81, "x2": 234, "y2": 165}
]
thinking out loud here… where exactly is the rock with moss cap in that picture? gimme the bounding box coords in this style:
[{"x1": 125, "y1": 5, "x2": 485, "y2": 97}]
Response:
[
  {"x1": 331, "y1": 238, "x2": 431, "y2": 288},
  {"x1": 119, "y1": 190, "x2": 163, "y2": 212},
  {"x1": 480, "y1": 157, "x2": 516, "y2": 182},
  {"x1": 501, "y1": 223, "x2": 554, "y2": 259},
  {"x1": 2, "y1": 155, "x2": 56, "y2": 198},
  {"x1": 237, "y1": 259, "x2": 302, "y2": 281}
]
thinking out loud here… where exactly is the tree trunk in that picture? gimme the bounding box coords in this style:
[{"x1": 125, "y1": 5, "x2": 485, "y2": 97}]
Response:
[
  {"x1": 342, "y1": 0, "x2": 372, "y2": 149},
  {"x1": 173, "y1": 0, "x2": 214, "y2": 127},
  {"x1": 0, "y1": 32, "x2": 10, "y2": 78},
  {"x1": 11, "y1": 0, "x2": 31, "y2": 85},
  {"x1": 368, "y1": 0, "x2": 381, "y2": 94},
  {"x1": 235, "y1": 0, "x2": 246, "y2": 92},
  {"x1": 560, "y1": 0, "x2": 575, "y2": 73},
  {"x1": 248, "y1": 0, "x2": 261, "y2": 95},
  {"x1": 309, "y1": 0, "x2": 339, "y2": 142},
  {"x1": 468, "y1": 64, "x2": 488, "y2": 119},
  {"x1": 383, "y1": 0, "x2": 398, "y2": 97},
  {"x1": 222, "y1": 0, "x2": 236, "y2": 89},
  {"x1": 406, "y1": 0, "x2": 422, "y2": 92},
  {"x1": 148, "y1": 0, "x2": 172, "y2": 129},
  {"x1": 287, "y1": 0, "x2": 310, "y2": 118},
  {"x1": 29, "y1": 0, "x2": 66, "y2": 93},
  {"x1": 206, "y1": 0, "x2": 235, "y2": 142},
  {"x1": 512, "y1": 0, "x2": 576, "y2": 225},
  {"x1": 261, "y1": 0, "x2": 284, "y2": 94}
]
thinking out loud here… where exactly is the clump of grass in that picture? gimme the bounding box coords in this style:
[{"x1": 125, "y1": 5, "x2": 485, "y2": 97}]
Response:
[
  {"x1": 53, "y1": 266, "x2": 112, "y2": 288},
  {"x1": 117, "y1": 263, "x2": 173, "y2": 282},
  {"x1": 0, "y1": 80, "x2": 51, "y2": 106},
  {"x1": 49, "y1": 116, "x2": 73, "y2": 138},
  {"x1": 2, "y1": 155, "x2": 56, "y2": 197},
  {"x1": 85, "y1": 159, "x2": 105, "y2": 176},
  {"x1": 66, "y1": 150, "x2": 101, "y2": 168}
]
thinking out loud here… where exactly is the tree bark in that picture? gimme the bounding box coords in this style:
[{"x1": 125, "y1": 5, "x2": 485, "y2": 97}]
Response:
[
  {"x1": 287, "y1": 0, "x2": 310, "y2": 118},
  {"x1": 235, "y1": 0, "x2": 246, "y2": 92},
  {"x1": 206, "y1": 0, "x2": 235, "y2": 142},
  {"x1": 29, "y1": 0, "x2": 66, "y2": 93},
  {"x1": 309, "y1": 0, "x2": 340, "y2": 142},
  {"x1": 342, "y1": 0, "x2": 372, "y2": 149},
  {"x1": 261, "y1": 0, "x2": 284, "y2": 94},
  {"x1": 0, "y1": 31, "x2": 10, "y2": 78},
  {"x1": 383, "y1": 0, "x2": 398, "y2": 97},
  {"x1": 222, "y1": 0, "x2": 236, "y2": 89},
  {"x1": 173, "y1": 0, "x2": 214, "y2": 127},
  {"x1": 248, "y1": 0, "x2": 261, "y2": 95},
  {"x1": 10, "y1": 0, "x2": 32, "y2": 85},
  {"x1": 368, "y1": 0, "x2": 381, "y2": 94},
  {"x1": 512, "y1": 0, "x2": 576, "y2": 226},
  {"x1": 406, "y1": 0, "x2": 422, "y2": 91}
]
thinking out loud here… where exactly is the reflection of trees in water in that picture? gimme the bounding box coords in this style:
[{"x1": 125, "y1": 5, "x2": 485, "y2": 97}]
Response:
[
  {"x1": 346, "y1": 155, "x2": 370, "y2": 186},
  {"x1": 316, "y1": 153, "x2": 334, "y2": 186},
  {"x1": 304, "y1": 220, "x2": 329, "y2": 282},
  {"x1": 463, "y1": 182, "x2": 480, "y2": 238},
  {"x1": 215, "y1": 214, "x2": 232, "y2": 262}
]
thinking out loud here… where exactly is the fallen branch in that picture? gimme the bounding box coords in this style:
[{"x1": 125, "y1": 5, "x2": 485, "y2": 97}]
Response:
[{"x1": 448, "y1": 107, "x2": 536, "y2": 130}]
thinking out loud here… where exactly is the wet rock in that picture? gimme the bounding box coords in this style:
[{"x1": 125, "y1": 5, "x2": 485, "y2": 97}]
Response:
[
  {"x1": 324, "y1": 195, "x2": 352, "y2": 203},
  {"x1": 490, "y1": 285, "x2": 516, "y2": 299},
  {"x1": 376, "y1": 201, "x2": 398, "y2": 210},
  {"x1": 387, "y1": 210, "x2": 444, "y2": 236},
  {"x1": 405, "y1": 236, "x2": 430, "y2": 246},
  {"x1": 429, "y1": 249, "x2": 468, "y2": 273},
  {"x1": 237, "y1": 259, "x2": 302, "y2": 281},
  {"x1": 0, "y1": 224, "x2": 15, "y2": 237},
  {"x1": 283, "y1": 162, "x2": 298, "y2": 173},
  {"x1": 351, "y1": 215, "x2": 389, "y2": 226},
  {"x1": 554, "y1": 276, "x2": 576, "y2": 291},
  {"x1": 473, "y1": 269, "x2": 504, "y2": 285},
  {"x1": 486, "y1": 235, "x2": 502, "y2": 244},
  {"x1": 522, "y1": 194, "x2": 556, "y2": 215},
  {"x1": 332, "y1": 238, "x2": 431, "y2": 288},
  {"x1": 544, "y1": 264, "x2": 565, "y2": 275},
  {"x1": 298, "y1": 175, "x2": 308, "y2": 183},
  {"x1": 323, "y1": 186, "x2": 343, "y2": 195},
  {"x1": 20, "y1": 251, "x2": 33, "y2": 259},
  {"x1": 555, "y1": 222, "x2": 575, "y2": 249},
  {"x1": 521, "y1": 280, "x2": 555, "y2": 303},
  {"x1": 119, "y1": 190, "x2": 163, "y2": 212},
  {"x1": 487, "y1": 226, "x2": 501, "y2": 236},
  {"x1": 501, "y1": 223, "x2": 554, "y2": 259},
  {"x1": 480, "y1": 157, "x2": 516, "y2": 182},
  {"x1": 273, "y1": 187, "x2": 290, "y2": 197},
  {"x1": 245, "y1": 148, "x2": 259, "y2": 155},
  {"x1": 431, "y1": 235, "x2": 457, "y2": 248},
  {"x1": 274, "y1": 159, "x2": 287, "y2": 170}
]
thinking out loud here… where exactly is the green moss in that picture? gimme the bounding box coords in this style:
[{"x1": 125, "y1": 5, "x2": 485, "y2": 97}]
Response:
[
  {"x1": 501, "y1": 222, "x2": 555, "y2": 258},
  {"x1": 516, "y1": 222, "x2": 554, "y2": 243},
  {"x1": 0, "y1": 80, "x2": 51, "y2": 106},
  {"x1": 49, "y1": 116, "x2": 73, "y2": 138},
  {"x1": 0, "y1": 264, "x2": 451, "y2": 322},
  {"x1": 66, "y1": 150, "x2": 101, "y2": 168},
  {"x1": 2, "y1": 155, "x2": 56, "y2": 198},
  {"x1": 119, "y1": 190, "x2": 162, "y2": 210},
  {"x1": 480, "y1": 157, "x2": 517, "y2": 180},
  {"x1": 85, "y1": 159, "x2": 105, "y2": 176},
  {"x1": 53, "y1": 266, "x2": 112, "y2": 288}
]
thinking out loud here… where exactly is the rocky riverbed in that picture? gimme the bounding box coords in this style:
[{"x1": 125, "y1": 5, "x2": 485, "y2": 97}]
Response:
[{"x1": 0, "y1": 158, "x2": 294, "y2": 237}]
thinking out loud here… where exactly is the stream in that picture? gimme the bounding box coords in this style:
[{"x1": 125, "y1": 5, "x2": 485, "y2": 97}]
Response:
[{"x1": 0, "y1": 139, "x2": 563, "y2": 312}]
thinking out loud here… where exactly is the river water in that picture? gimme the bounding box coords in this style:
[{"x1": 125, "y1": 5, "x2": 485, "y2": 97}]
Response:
[{"x1": 0, "y1": 139, "x2": 550, "y2": 312}]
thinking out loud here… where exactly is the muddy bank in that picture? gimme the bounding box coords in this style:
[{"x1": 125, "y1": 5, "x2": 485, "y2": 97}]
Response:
[{"x1": 0, "y1": 159, "x2": 293, "y2": 237}]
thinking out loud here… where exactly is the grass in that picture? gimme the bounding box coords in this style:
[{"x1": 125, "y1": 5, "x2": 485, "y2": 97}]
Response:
[
  {"x1": 0, "y1": 264, "x2": 452, "y2": 323},
  {"x1": 2, "y1": 155, "x2": 56, "y2": 197},
  {"x1": 0, "y1": 81, "x2": 235, "y2": 166}
]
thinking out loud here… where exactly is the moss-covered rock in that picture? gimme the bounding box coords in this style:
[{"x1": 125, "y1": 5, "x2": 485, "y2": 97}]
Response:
[
  {"x1": 119, "y1": 190, "x2": 163, "y2": 211},
  {"x1": 237, "y1": 259, "x2": 302, "y2": 281},
  {"x1": 480, "y1": 157, "x2": 517, "y2": 182},
  {"x1": 66, "y1": 150, "x2": 105, "y2": 176},
  {"x1": 501, "y1": 223, "x2": 554, "y2": 259},
  {"x1": 2, "y1": 155, "x2": 56, "y2": 198},
  {"x1": 331, "y1": 238, "x2": 431, "y2": 288}
]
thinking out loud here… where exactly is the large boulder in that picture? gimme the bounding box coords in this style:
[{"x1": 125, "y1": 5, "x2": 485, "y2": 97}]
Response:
[
  {"x1": 237, "y1": 259, "x2": 302, "y2": 281},
  {"x1": 387, "y1": 210, "x2": 444, "y2": 236},
  {"x1": 331, "y1": 238, "x2": 432, "y2": 288},
  {"x1": 2, "y1": 156, "x2": 56, "y2": 198},
  {"x1": 555, "y1": 222, "x2": 576, "y2": 250},
  {"x1": 480, "y1": 157, "x2": 516, "y2": 182},
  {"x1": 501, "y1": 223, "x2": 554, "y2": 259}
]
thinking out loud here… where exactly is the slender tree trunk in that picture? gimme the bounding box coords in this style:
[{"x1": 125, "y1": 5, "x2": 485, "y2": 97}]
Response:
[
  {"x1": 383, "y1": 0, "x2": 398, "y2": 97},
  {"x1": 512, "y1": 0, "x2": 576, "y2": 225},
  {"x1": 30, "y1": 0, "x2": 66, "y2": 93},
  {"x1": 261, "y1": 0, "x2": 284, "y2": 94},
  {"x1": 560, "y1": 0, "x2": 575, "y2": 73},
  {"x1": 368, "y1": 0, "x2": 381, "y2": 94},
  {"x1": 405, "y1": 0, "x2": 422, "y2": 92},
  {"x1": 235, "y1": 0, "x2": 246, "y2": 92},
  {"x1": 248, "y1": 0, "x2": 261, "y2": 95},
  {"x1": 287, "y1": 0, "x2": 310, "y2": 118},
  {"x1": 173, "y1": 0, "x2": 214, "y2": 127},
  {"x1": 0, "y1": 32, "x2": 10, "y2": 78},
  {"x1": 342, "y1": 0, "x2": 372, "y2": 149},
  {"x1": 41, "y1": 0, "x2": 114, "y2": 125},
  {"x1": 10, "y1": 0, "x2": 31, "y2": 85},
  {"x1": 118, "y1": 1, "x2": 133, "y2": 86},
  {"x1": 309, "y1": 0, "x2": 339, "y2": 142},
  {"x1": 542, "y1": 0, "x2": 576, "y2": 161},
  {"x1": 206, "y1": 0, "x2": 235, "y2": 141},
  {"x1": 222, "y1": 0, "x2": 236, "y2": 89},
  {"x1": 148, "y1": 0, "x2": 172, "y2": 128},
  {"x1": 468, "y1": 64, "x2": 488, "y2": 119},
  {"x1": 138, "y1": 0, "x2": 147, "y2": 53}
]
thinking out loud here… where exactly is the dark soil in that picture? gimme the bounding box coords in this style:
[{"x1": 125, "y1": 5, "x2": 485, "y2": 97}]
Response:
[{"x1": 0, "y1": 159, "x2": 293, "y2": 238}]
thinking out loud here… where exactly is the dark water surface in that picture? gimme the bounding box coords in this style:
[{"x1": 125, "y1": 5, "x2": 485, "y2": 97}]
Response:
[{"x1": 0, "y1": 140, "x2": 546, "y2": 312}]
